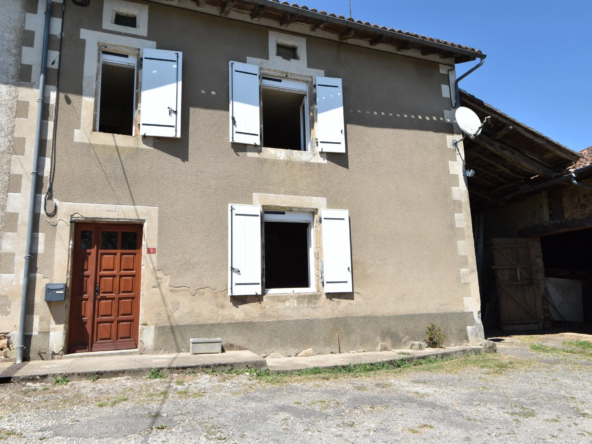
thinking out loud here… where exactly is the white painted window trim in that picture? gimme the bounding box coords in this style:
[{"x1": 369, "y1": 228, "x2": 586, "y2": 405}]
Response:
[
  {"x1": 96, "y1": 50, "x2": 138, "y2": 135},
  {"x1": 264, "y1": 210, "x2": 316, "y2": 294},
  {"x1": 261, "y1": 75, "x2": 311, "y2": 152}
]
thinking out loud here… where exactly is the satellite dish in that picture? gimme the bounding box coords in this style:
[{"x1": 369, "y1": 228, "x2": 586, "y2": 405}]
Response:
[{"x1": 455, "y1": 106, "x2": 483, "y2": 138}]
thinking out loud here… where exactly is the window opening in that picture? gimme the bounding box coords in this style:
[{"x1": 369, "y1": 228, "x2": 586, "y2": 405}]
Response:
[
  {"x1": 261, "y1": 77, "x2": 309, "y2": 151},
  {"x1": 97, "y1": 51, "x2": 137, "y2": 136},
  {"x1": 101, "y1": 231, "x2": 118, "y2": 250},
  {"x1": 264, "y1": 211, "x2": 315, "y2": 293},
  {"x1": 114, "y1": 12, "x2": 137, "y2": 28},
  {"x1": 277, "y1": 44, "x2": 298, "y2": 60}
]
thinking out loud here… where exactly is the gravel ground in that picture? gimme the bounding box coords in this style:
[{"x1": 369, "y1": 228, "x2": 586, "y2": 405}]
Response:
[{"x1": 0, "y1": 333, "x2": 591, "y2": 443}]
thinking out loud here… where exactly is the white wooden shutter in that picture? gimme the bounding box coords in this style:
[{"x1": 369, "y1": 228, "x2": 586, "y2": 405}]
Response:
[
  {"x1": 229, "y1": 62, "x2": 261, "y2": 145},
  {"x1": 140, "y1": 48, "x2": 182, "y2": 138},
  {"x1": 228, "y1": 204, "x2": 262, "y2": 296},
  {"x1": 315, "y1": 76, "x2": 346, "y2": 153},
  {"x1": 322, "y1": 209, "x2": 353, "y2": 293}
]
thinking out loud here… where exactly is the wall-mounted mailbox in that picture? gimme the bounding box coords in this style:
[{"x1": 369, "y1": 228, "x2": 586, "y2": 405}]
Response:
[{"x1": 45, "y1": 283, "x2": 66, "y2": 302}]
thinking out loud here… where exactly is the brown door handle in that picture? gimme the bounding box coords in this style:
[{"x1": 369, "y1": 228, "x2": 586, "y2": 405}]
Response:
[{"x1": 95, "y1": 283, "x2": 99, "y2": 299}]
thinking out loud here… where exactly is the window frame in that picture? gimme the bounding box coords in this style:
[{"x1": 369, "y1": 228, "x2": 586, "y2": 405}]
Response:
[
  {"x1": 96, "y1": 49, "x2": 138, "y2": 136},
  {"x1": 263, "y1": 210, "x2": 316, "y2": 295},
  {"x1": 260, "y1": 75, "x2": 311, "y2": 153}
]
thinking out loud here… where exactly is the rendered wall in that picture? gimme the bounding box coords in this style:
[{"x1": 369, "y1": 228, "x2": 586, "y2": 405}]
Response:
[{"x1": 2, "y1": 0, "x2": 482, "y2": 358}]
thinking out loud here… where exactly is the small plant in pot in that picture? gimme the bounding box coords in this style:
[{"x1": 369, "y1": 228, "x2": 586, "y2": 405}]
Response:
[{"x1": 425, "y1": 323, "x2": 445, "y2": 348}]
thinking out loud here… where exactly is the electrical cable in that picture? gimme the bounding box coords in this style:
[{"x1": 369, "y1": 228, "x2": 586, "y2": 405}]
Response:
[{"x1": 43, "y1": 2, "x2": 67, "y2": 218}]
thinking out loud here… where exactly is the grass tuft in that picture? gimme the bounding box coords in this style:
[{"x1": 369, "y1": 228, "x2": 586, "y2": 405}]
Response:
[
  {"x1": 148, "y1": 368, "x2": 166, "y2": 379},
  {"x1": 53, "y1": 375, "x2": 69, "y2": 385}
]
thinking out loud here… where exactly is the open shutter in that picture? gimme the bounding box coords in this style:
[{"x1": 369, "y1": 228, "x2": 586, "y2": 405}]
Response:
[
  {"x1": 229, "y1": 62, "x2": 261, "y2": 145},
  {"x1": 140, "y1": 48, "x2": 182, "y2": 138},
  {"x1": 315, "y1": 76, "x2": 345, "y2": 153},
  {"x1": 322, "y1": 209, "x2": 353, "y2": 293},
  {"x1": 228, "y1": 204, "x2": 262, "y2": 296}
]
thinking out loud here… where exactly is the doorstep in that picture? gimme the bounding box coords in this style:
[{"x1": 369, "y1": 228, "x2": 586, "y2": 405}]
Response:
[
  {"x1": 63, "y1": 349, "x2": 140, "y2": 359},
  {"x1": 266, "y1": 346, "x2": 484, "y2": 372},
  {"x1": 0, "y1": 350, "x2": 266, "y2": 382}
]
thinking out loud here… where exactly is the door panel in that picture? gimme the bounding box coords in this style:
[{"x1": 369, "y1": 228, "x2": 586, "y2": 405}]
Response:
[
  {"x1": 492, "y1": 238, "x2": 544, "y2": 331},
  {"x1": 68, "y1": 224, "x2": 142, "y2": 353}
]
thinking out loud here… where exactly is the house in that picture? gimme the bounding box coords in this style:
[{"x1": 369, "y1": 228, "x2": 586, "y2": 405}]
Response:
[
  {"x1": 0, "y1": 0, "x2": 487, "y2": 360},
  {"x1": 460, "y1": 91, "x2": 591, "y2": 331}
]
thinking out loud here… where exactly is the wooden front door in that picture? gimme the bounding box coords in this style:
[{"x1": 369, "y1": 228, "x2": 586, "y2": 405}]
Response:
[
  {"x1": 492, "y1": 238, "x2": 544, "y2": 331},
  {"x1": 68, "y1": 224, "x2": 143, "y2": 353}
]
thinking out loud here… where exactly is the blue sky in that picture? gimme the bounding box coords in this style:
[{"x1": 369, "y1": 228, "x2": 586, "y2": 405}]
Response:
[{"x1": 303, "y1": 0, "x2": 591, "y2": 152}]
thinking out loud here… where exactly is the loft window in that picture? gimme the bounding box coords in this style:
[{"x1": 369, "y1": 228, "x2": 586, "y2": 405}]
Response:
[
  {"x1": 97, "y1": 51, "x2": 137, "y2": 136},
  {"x1": 264, "y1": 211, "x2": 315, "y2": 293},
  {"x1": 277, "y1": 44, "x2": 298, "y2": 61},
  {"x1": 261, "y1": 77, "x2": 309, "y2": 151},
  {"x1": 114, "y1": 12, "x2": 137, "y2": 28}
]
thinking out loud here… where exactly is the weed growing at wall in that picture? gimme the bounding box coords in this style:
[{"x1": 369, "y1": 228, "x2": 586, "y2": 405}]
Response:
[
  {"x1": 53, "y1": 375, "x2": 69, "y2": 385},
  {"x1": 424, "y1": 323, "x2": 445, "y2": 348},
  {"x1": 148, "y1": 368, "x2": 166, "y2": 379}
]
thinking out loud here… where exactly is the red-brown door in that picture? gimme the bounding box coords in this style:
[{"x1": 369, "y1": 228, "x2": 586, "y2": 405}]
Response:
[{"x1": 68, "y1": 224, "x2": 143, "y2": 353}]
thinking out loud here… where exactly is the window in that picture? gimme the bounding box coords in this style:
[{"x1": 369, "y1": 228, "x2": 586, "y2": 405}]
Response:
[
  {"x1": 97, "y1": 51, "x2": 137, "y2": 136},
  {"x1": 261, "y1": 76, "x2": 309, "y2": 151},
  {"x1": 229, "y1": 61, "x2": 347, "y2": 153},
  {"x1": 264, "y1": 211, "x2": 315, "y2": 293},
  {"x1": 276, "y1": 44, "x2": 298, "y2": 61},
  {"x1": 114, "y1": 12, "x2": 137, "y2": 28},
  {"x1": 95, "y1": 48, "x2": 183, "y2": 138},
  {"x1": 228, "y1": 205, "x2": 353, "y2": 296}
]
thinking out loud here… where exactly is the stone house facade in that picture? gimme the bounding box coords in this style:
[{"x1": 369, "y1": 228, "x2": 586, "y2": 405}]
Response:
[{"x1": 0, "y1": 0, "x2": 486, "y2": 360}]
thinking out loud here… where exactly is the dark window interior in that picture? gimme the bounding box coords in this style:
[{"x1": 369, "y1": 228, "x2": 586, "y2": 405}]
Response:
[
  {"x1": 277, "y1": 44, "x2": 298, "y2": 60},
  {"x1": 101, "y1": 231, "x2": 118, "y2": 250},
  {"x1": 121, "y1": 232, "x2": 137, "y2": 250},
  {"x1": 262, "y1": 88, "x2": 304, "y2": 151},
  {"x1": 114, "y1": 13, "x2": 137, "y2": 28},
  {"x1": 541, "y1": 229, "x2": 592, "y2": 276},
  {"x1": 98, "y1": 62, "x2": 135, "y2": 136},
  {"x1": 265, "y1": 222, "x2": 309, "y2": 289},
  {"x1": 541, "y1": 228, "x2": 592, "y2": 323}
]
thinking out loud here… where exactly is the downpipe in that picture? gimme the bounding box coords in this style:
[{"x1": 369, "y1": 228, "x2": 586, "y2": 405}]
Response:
[
  {"x1": 16, "y1": 0, "x2": 52, "y2": 364},
  {"x1": 453, "y1": 56, "x2": 486, "y2": 109}
]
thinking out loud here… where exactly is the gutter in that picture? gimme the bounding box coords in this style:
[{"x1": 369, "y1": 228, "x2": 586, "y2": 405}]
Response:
[
  {"x1": 16, "y1": 0, "x2": 51, "y2": 364},
  {"x1": 502, "y1": 164, "x2": 592, "y2": 201}
]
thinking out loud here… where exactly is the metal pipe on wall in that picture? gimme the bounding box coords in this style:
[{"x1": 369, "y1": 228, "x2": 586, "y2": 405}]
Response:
[
  {"x1": 16, "y1": 0, "x2": 52, "y2": 364},
  {"x1": 454, "y1": 56, "x2": 485, "y2": 109}
]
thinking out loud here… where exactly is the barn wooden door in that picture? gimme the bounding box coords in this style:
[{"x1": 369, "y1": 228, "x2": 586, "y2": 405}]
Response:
[
  {"x1": 68, "y1": 224, "x2": 143, "y2": 353},
  {"x1": 492, "y1": 238, "x2": 543, "y2": 331}
]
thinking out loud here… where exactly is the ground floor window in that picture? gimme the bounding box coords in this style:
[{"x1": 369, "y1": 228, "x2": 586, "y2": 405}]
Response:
[
  {"x1": 228, "y1": 204, "x2": 353, "y2": 296},
  {"x1": 264, "y1": 211, "x2": 314, "y2": 293}
]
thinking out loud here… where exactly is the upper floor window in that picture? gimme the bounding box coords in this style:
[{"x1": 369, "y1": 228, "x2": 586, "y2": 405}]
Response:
[
  {"x1": 95, "y1": 47, "x2": 183, "y2": 138},
  {"x1": 97, "y1": 51, "x2": 137, "y2": 136},
  {"x1": 261, "y1": 76, "x2": 309, "y2": 151},
  {"x1": 229, "y1": 61, "x2": 347, "y2": 154}
]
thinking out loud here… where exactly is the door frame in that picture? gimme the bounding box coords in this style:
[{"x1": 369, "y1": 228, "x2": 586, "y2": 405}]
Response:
[{"x1": 67, "y1": 222, "x2": 143, "y2": 354}]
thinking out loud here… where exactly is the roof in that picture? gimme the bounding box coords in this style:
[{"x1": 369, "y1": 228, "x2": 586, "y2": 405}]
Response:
[
  {"x1": 570, "y1": 147, "x2": 592, "y2": 172},
  {"x1": 460, "y1": 91, "x2": 581, "y2": 209},
  {"x1": 190, "y1": 0, "x2": 485, "y2": 63}
]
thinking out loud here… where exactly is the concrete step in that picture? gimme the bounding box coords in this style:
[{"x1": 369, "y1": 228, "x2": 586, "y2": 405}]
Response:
[
  {"x1": 0, "y1": 350, "x2": 266, "y2": 382},
  {"x1": 266, "y1": 346, "x2": 484, "y2": 372},
  {"x1": 62, "y1": 349, "x2": 139, "y2": 359}
]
